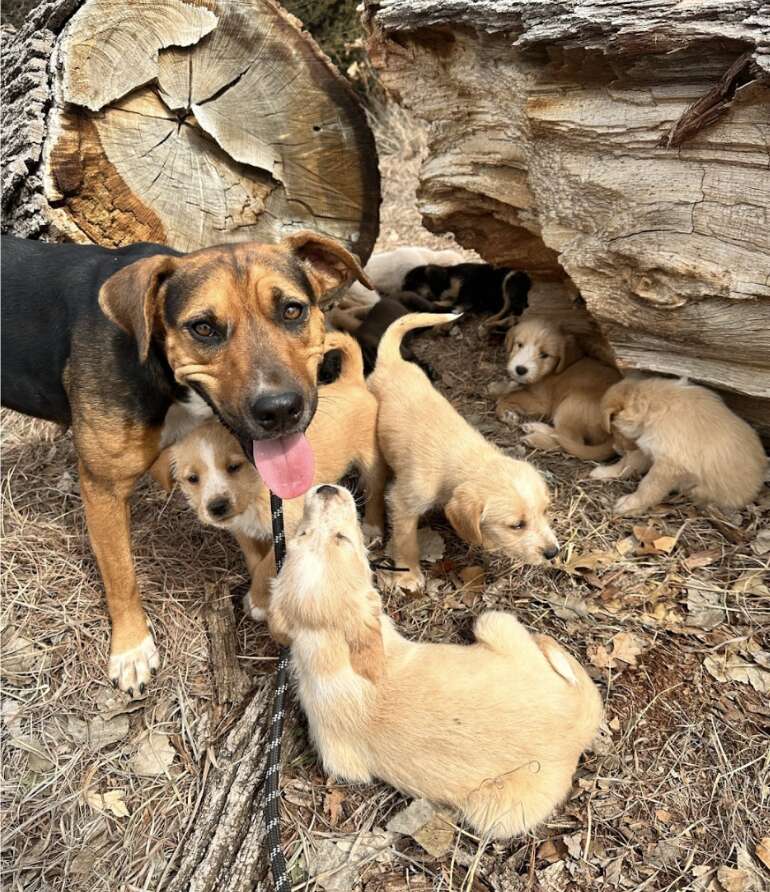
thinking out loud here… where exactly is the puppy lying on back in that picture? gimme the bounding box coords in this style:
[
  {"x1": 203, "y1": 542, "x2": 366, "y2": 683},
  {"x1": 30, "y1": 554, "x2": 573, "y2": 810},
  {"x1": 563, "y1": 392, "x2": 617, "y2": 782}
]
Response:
[
  {"x1": 403, "y1": 263, "x2": 530, "y2": 328},
  {"x1": 495, "y1": 316, "x2": 621, "y2": 461},
  {"x1": 171, "y1": 332, "x2": 386, "y2": 617},
  {"x1": 592, "y1": 376, "x2": 767, "y2": 515},
  {"x1": 269, "y1": 485, "x2": 603, "y2": 839},
  {"x1": 369, "y1": 313, "x2": 559, "y2": 592}
]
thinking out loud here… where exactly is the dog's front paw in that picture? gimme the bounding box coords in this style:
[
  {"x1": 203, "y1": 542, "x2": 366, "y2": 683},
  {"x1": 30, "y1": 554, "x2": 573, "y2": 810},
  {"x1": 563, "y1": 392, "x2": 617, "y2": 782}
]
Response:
[
  {"x1": 613, "y1": 494, "x2": 644, "y2": 516},
  {"x1": 109, "y1": 633, "x2": 159, "y2": 697},
  {"x1": 242, "y1": 590, "x2": 267, "y2": 623},
  {"x1": 590, "y1": 464, "x2": 615, "y2": 480},
  {"x1": 496, "y1": 404, "x2": 520, "y2": 426},
  {"x1": 487, "y1": 380, "x2": 515, "y2": 398},
  {"x1": 379, "y1": 567, "x2": 425, "y2": 593},
  {"x1": 522, "y1": 422, "x2": 557, "y2": 451},
  {"x1": 361, "y1": 522, "x2": 384, "y2": 544}
]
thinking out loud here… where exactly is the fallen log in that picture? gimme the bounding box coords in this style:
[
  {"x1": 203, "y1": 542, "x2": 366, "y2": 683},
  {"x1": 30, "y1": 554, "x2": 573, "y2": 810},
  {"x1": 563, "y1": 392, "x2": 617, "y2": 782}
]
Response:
[{"x1": 365, "y1": 0, "x2": 770, "y2": 437}]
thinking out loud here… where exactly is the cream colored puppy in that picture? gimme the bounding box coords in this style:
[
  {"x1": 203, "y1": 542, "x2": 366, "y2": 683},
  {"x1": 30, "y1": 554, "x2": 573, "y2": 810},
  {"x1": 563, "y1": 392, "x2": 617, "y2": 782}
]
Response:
[
  {"x1": 269, "y1": 485, "x2": 603, "y2": 839},
  {"x1": 495, "y1": 316, "x2": 621, "y2": 461},
  {"x1": 171, "y1": 332, "x2": 386, "y2": 617},
  {"x1": 368, "y1": 313, "x2": 559, "y2": 592},
  {"x1": 592, "y1": 376, "x2": 767, "y2": 515}
]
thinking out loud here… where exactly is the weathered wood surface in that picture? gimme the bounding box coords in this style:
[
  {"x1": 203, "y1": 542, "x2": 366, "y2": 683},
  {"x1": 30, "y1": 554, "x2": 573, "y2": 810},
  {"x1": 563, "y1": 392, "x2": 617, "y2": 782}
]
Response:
[
  {"x1": 365, "y1": 0, "x2": 770, "y2": 435},
  {"x1": 2, "y1": 0, "x2": 380, "y2": 259}
]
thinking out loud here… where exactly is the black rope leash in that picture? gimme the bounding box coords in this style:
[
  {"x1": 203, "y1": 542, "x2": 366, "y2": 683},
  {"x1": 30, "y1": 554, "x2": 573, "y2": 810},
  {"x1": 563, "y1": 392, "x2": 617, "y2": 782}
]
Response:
[
  {"x1": 264, "y1": 492, "x2": 291, "y2": 892},
  {"x1": 262, "y1": 496, "x2": 409, "y2": 891}
]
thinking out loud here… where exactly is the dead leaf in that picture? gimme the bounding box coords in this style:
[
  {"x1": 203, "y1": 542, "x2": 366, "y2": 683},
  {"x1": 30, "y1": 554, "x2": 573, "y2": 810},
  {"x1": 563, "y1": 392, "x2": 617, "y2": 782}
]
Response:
[
  {"x1": 731, "y1": 571, "x2": 769, "y2": 597},
  {"x1": 417, "y1": 528, "x2": 445, "y2": 563},
  {"x1": 562, "y1": 551, "x2": 614, "y2": 576},
  {"x1": 655, "y1": 809, "x2": 673, "y2": 823},
  {"x1": 386, "y1": 799, "x2": 454, "y2": 858},
  {"x1": 458, "y1": 566, "x2": 485, "y2": 592},
  {"x1": 130, "y1": 731, "x2": 175, "y2": 777},
  {"x1": 704, "y1": 653, "x2": 770, "y2": 695},
  {"x1": 686, "y1": 588, "x2": 726, "y2": 630},
  {"x1": 756, "y1": 837, "x2": 770, "y2": 871},
  {"x1": 0, "y1": 629, "x2": 47, "y2": 682},
  {"x1": 306, "y1": 830, "x2": 395, "y2": 892},
  {"x1": 751, "y1": 527, "x2": 770, "y2": 556},
  {"x1": 537, "y1": 838, "x2": 566, "y2": 863},
  {"x1": 604, "y1": 856, "x2": 624, "y2": 887},
  {"x1": 9, "y1": 735, "x2": 54, "y2": 772},
  {"x1": 324, "y1": 788, "x2": 346, "y2": 827},
  {"x1": 1, "y1": 698, "x2": 22, "y2": 734},
  {"x1": 633, "y1": 525, "x2": 661, "y2": 546},
  {"x1": 67, "y1": 714, "x2": 130, "y2": 751},
  {"x1": 587, "y1": 645, "x2": 613, "y2": 670},
  {"x1": 610, "y1": 632, "x2": 646, "y2": 666},
  {"x1": 717, "y1": 866, "x2": 751, "y2": 892},
  {"x1": 616, "y1": 536, "x2": 636, "y2": 556},
  {"x1": 84, "y1": 789, "x2": 130, "y2": 818},
  {"x1": 562, "y1": 831, "x2": 582, "y2": 860},
  {"x1": 682, "y1": 548, "x2": 722, "y2": 571},
  {"x1": 653, "y1": 535, "x2": 678, "y2": 554}
]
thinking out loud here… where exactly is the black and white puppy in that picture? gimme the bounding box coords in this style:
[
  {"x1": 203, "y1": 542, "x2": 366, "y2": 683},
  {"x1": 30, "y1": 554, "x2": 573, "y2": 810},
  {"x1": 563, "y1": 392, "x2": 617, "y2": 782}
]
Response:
[{"x1": 402, "y1": 263, "x2": 530, "y2": 325}]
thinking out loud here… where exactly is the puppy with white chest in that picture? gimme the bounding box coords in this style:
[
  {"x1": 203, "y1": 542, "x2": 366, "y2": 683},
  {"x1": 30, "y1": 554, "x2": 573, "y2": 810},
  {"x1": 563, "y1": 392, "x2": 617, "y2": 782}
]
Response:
[
  {"x1": 171, "y1": 332, "x2": 386, "y2": 617},
  {"x1": 368, "y1": 313, "x2": 559, "y2": 592},
  {"x1": 269, "y1": 485, "x2": 603, "y2": 839},
  {"x1": 495, "y1": 316, "x2": 621, "y2": 461},
  {"x1": 591, "y1": 376, "x2": 767, "y2": 515}
]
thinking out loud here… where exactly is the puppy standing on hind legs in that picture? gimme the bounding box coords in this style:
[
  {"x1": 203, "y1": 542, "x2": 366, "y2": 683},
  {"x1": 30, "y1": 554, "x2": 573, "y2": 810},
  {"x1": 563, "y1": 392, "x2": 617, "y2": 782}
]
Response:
[{"x1": 268, "y1": 485, "x2": 603, "y2": 839}]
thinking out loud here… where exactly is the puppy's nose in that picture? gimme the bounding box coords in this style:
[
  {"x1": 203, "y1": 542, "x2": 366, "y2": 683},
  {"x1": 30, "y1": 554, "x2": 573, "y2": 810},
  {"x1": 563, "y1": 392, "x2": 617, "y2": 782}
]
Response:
[
  {"x1": 543, "y1": 545, "x2": 559, "y2": 560},
  {"x1": 208, "y1": 496, "x2": 231, "y2": 518},
  {"x1": 316, "y1": 484, "x2": 339, "y2": 500},
  {"x1": 515, "y1": 365, "x2": 528, "y2": 376},
  {"x1": 251, "y1": 391, "x2": 304, "y2": 433}
]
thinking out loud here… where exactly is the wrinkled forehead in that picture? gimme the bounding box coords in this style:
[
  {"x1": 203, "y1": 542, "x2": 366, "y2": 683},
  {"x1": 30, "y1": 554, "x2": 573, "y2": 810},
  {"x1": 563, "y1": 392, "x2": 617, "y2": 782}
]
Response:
[{"x1": 165, "y1": 244, "x2": 316, "y2": 322}]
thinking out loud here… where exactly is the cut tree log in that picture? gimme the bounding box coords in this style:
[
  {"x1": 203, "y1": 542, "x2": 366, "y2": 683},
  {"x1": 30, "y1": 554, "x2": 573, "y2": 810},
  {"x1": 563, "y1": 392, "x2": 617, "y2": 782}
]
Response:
[
  {"x1": 365, "y1": 1, "x2": 770, "y2": 437},
  {"x1": 2, "y1": 0, "x2": 380, "y2": 260}
]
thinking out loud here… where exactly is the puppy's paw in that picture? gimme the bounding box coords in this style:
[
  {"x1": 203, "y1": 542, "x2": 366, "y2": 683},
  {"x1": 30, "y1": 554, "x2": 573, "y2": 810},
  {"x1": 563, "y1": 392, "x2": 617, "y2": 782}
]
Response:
[
  {"x1": 242, "y1": 590, "x2": 267, "y2": 623},
  {"x1": 361, "y1": 522, "x2": 384, "y2": 544},
  {"x1": 109, "y1": 633, "x2": 159, "y2": 697},
  {"x1": 379, "y1": 567, "x2": 425, "y2": 593},
  {"x1": 487, "y1": 380, "x2": 515, "y2": 398},
  {"x1": 496, "y1": 405, "x2": 520, "y2": 426},
  {"x1": 590, "y1": 464, "x2": 616, "y2": 480},
  {"x1": 522, "y1": 422, "x2": 557, "y2": 451},
  {"x1": 613, "y1": 494, "x2": 644, "y2": 516}
]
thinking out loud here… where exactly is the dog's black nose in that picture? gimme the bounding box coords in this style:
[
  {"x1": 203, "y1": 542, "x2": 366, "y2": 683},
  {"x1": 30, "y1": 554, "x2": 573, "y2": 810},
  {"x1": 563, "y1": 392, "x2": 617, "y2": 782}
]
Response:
[
  {"x1": 208, "y1": 496, "x2": 231, "y2": 518},
  {"x1": 515, "y1": 365, "x2": 528, "y2": 376},
  {"x1": 251, "y1": 391, "x2": 304, "y2": 433},
  {"x1": 543, "y1": 545, "x2": 559, "y2": 560},
  {"x1": 316, "y1": 484, "x2": 338, "y2": 499}
]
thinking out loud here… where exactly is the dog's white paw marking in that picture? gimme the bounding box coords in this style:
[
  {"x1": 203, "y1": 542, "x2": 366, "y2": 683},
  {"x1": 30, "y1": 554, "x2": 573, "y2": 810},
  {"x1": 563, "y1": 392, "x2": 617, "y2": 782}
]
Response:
[
  {"x1": 395, "y1": 569, "x2": 425, "y2": 593},
  {"x1": 498, "y1": 408, "x2": 519, "y2": 426},
  {"x1": 613, "y1": 494, "x2": 642, "y2": 516},
  {"x1": 109, "y1": 634, "x2": 159, "y2": 696},
  {"x1": 590, "y1": 464, "x2": 615, "y2": 480},
  {"x1": 522, "y1": 422, "x2": 550, "y2": 435},
  {"x1": 242, "y1": 591, "x2": 267, "y2": 623},
  {"x1": 488, "y1": 380, "x2": 515, "y2": 397}
]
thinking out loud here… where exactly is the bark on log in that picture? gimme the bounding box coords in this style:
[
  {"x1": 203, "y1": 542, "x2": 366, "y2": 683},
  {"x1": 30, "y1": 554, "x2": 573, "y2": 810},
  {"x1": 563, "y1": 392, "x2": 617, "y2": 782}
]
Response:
[
  {"x1": 2, "y1": 0, "x2": 380, "y2": 259},
  {"x1": 365, "y1": 0, "x2": 770, "y2": 437}
]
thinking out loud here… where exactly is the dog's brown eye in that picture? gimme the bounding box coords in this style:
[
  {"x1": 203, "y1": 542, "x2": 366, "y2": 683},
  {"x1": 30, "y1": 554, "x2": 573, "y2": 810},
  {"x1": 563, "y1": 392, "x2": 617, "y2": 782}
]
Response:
[
  {"x1": 509, "y1": 520, "x2": 526, "y2": 530},
  {"x1": 540, "y1": 352, "x2": 549, "y2": 359},
  {"x1": 191, "y1": 321, "x2": 215, "y2": 338},
  {"x1": 187, "y1": 473, "x2": 199, "y2": 485},
  {"x1": 517, "y1": 341, "x2": 523, "y2": 348},
  {"x1": 282, "y1": 301, "x2": 307, "y2": 323},
  {"x1": 227, "y1": 462, "x2": 243, "y2": 474}
]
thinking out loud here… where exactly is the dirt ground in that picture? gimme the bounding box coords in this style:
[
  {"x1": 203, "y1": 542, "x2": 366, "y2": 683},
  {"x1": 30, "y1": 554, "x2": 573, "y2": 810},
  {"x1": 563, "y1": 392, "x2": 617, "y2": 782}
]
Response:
[{"x1": 2, "y1": 105, "x2": 769, "y2": 892}]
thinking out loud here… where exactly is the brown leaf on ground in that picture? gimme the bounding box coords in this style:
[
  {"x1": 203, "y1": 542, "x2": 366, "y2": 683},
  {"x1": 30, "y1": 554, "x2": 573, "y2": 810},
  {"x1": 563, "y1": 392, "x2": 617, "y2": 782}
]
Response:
[
  {"x1": 704, "y1": 653, "x2": 770, "y2": 694},
  {"x1": 716, "y1": 866, "x2": 751, "y2": 892},
  {"x1": 324, "y1": 788, "x2": 346, "y2": 827},
  {"x1": 755, "y1": 837, "x2": 770, "y2": 871},
  {"x1": 386, "y1": 799, "x2": 454, "y2": 858},
  {"x1": 130, "y1": 732, "x2": 175, "y2": 777},
  {"x1": 84, "y1": 788, "x2": 130, "y2": 818},
  {"x1": 611, "y1": 632, "x2": 646, "y2": 666},
  {"x1": 682, "y1": 548, "x2": 722, "y2": 570},
  {"x1": 537, "y1": 838, "x2": 567, "y2": 864},
  {"x1": 686, "y1": 587, "x2": 726, "y2": 630},
  {"x1": 561, "y1": 551, "x2": 615, "y2": 575},
  {"x1": 67, "y1": 714, "x2": 130, "y2": 751}
]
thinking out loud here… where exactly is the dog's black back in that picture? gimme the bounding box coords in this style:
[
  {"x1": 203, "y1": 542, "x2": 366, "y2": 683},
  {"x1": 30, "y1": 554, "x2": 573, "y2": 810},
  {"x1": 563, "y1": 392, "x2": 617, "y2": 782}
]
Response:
[
  {"x1": 402, "y1": 262, "x2": 530, "y2": 318},
  {"x1": 1, "y1": 236, "x2": 181, "y2": 424}
]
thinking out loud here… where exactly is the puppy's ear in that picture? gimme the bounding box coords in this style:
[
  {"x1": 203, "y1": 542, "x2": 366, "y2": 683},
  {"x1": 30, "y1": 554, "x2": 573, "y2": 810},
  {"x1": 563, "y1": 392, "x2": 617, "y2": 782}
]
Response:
[
  {"x1": 555, "y1": 332, "x2": 580, "y2": 374},
  {"x1": 445, "y1": 483, "x2": 484, "y2": 546},
  {"x1": 148, "y1": 449, "x2": 175, "y2": 492},
  {"x1": 98, "y1": 255, "x2": 176, "y2": 363},
  {"x1": 348, "y1": 591, "x2": 384, "y2": 684},
  {"x1": 504, "y1": 324, "x2": 520, "y2": 355},
  {"x1": 285, "y1": 230, "x2": 373, "y2": 301}
]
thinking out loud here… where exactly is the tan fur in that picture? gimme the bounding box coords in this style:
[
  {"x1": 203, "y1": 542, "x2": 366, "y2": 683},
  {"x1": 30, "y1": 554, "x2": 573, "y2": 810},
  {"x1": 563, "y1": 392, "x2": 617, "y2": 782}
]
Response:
[
  {"x1": 591, "y1": 376, "x2": 767, "y2": 515},
  {"x1": 496, "y1": 317, "x2": 621, "y2": 461},
  {"x1": 368, "y1": 313, "x2": 559, "y2": 592},
  {"x1": 171, "y1": 332, "x2": 385, "y2": 616},
  {"x1": 269, "y1": 486, "x2": 603, "y2": 839}
]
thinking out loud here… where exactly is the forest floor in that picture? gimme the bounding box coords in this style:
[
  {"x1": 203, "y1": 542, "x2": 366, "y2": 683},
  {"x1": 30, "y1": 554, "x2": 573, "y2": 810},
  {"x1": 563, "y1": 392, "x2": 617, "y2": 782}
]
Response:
[{"x1": 2, "y1": 104, "x2": 769, "y2": 892}]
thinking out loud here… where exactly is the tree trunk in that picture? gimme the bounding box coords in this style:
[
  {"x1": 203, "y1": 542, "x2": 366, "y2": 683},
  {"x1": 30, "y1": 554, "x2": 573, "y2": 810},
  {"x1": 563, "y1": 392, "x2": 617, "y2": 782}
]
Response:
[
  {"x1": 2, "y1": 0, "x2": 380, "y2": 260},
  {"x1": 365, "y1": 0, "x2": 770, "y2": 436}
]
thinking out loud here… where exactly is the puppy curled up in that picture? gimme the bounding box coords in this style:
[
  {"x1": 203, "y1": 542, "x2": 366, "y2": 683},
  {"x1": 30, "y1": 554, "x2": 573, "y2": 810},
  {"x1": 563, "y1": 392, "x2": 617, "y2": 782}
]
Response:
[
  {"x1": 495, "y1": 316, "x2": 621, "y2": 461},
  {"x1": 170, "y1": 331, "x2": 386, "y2": 617},
  {"x1": 269, "y1": 485, "x2": 604, "y2": 839},
  {"x1": 368, "y1": 312, "x2": 559, "y2": 592},
  {"x1": 592, "y1": 376, "x2": 767, "y2": 515}
]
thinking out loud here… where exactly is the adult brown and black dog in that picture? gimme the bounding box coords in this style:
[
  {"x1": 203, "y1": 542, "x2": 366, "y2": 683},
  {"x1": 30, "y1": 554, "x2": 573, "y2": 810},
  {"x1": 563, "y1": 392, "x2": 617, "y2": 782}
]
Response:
[{"x1": 1, "y1": 231, "x2": 369, "y2": 694}]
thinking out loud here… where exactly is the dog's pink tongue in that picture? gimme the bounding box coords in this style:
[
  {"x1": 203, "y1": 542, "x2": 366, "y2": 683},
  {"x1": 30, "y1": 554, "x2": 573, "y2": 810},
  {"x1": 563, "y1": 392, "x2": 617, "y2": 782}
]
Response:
[{"x1": 252, "y1": 433, "x2": 315, "y2": 499}]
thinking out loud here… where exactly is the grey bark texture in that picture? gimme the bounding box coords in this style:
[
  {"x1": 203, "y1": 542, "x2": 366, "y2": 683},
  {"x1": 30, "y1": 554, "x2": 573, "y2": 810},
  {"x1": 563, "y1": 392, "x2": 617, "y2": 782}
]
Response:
[{"x1": 365, "y1": 0, "x2": 770, "y2": 436}]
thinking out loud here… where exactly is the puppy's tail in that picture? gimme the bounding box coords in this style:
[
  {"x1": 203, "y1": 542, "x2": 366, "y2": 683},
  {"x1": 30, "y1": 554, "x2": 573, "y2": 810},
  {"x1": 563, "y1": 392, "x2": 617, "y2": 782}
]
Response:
[
  {"x1": 554, "y1": 433, "x2": 617, "y2": 462},
  {"x1": 323, "y1": 330, "x2": 366, "y2": 385},
  {"x1": 376, "y1": 312, "x2": 460, "y2": 369}
]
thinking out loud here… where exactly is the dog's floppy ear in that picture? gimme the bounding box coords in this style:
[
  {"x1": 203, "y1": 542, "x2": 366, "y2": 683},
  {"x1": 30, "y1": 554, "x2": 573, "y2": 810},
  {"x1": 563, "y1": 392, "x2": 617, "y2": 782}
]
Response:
[
  {"x1": 348, "y1": 589, "x2": 384, "y2": 684},
  {"x1": 555, "y1": 332, "x2": 581, "y2": 374},
  {"x1": 285, "y1": 230, "x2": 373, "y2": 301},
  {"x1": 504, "y1": 324, "x2": 520, "y2": 355},
  {"x1": 99, "y1": 255, "x2": 176, "y2": 362},
  {"x1": 445, "y1": 482, "x2": 484, "y2": 546}
]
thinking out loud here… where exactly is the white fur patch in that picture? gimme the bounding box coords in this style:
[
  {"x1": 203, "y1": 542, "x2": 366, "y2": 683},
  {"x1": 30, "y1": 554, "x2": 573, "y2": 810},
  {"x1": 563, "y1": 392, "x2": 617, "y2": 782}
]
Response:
[
  {"x1": 108, "y1": 634, "x2": 159, "y2": 695},
  {"x1": 242, "y1": 591, "x2": 266, "y2": 623},
  {"x1": 160, "y1": 390, "x2": 212, "y2": 448}
]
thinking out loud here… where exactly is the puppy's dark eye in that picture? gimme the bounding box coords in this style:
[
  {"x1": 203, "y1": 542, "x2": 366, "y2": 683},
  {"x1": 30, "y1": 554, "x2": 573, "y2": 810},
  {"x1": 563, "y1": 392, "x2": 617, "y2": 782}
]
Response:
[
  {"x1": 282, "y1": 301, "x2": 307, "y2": 323},
  {"x1": 226, "y1": 462, "x2": 243, "y2": 474},
  {"x1": 187, "y1": 473, "x2": 199, "y2": 485},
  {"x1": 335, "y1": 532, "x2": 349, "y2": 543},
  {"x1": 517, "y1": 341, "x2": 523, "y2": 348},
  {"x1": 189, "y1": 320, "x2": 217, "y2": 340},
  {"x1": 540, "y1": 352, "x2": 549, "y2": 359},
  {"x1": 509, "y1": 520, "x2": 526, "y2": 530}
]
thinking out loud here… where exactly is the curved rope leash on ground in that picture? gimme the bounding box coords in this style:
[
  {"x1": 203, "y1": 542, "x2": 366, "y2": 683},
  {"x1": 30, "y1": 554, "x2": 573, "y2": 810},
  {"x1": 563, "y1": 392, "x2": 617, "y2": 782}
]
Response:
[{"x1": 264, "y1": 492, "x2": 290, "y2": 892}]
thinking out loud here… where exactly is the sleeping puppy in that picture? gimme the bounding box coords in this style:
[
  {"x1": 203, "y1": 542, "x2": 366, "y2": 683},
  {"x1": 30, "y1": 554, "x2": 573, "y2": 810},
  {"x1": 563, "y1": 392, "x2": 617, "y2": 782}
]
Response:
[
  {"x1": 495, "y1": 316, "x2": 621, "y2": 461},
  {"x1": 592, "y1": 376, "x2": 767, "y2": 515},
  {"x1": 402, "y1": 263, "x2": 530, "y2": 328},
  {"x1": 171, "y1": 332, "x2": 386, "y2": 618},
  {"x1": 326, "y1": 293, "x2": 439, "y2": 377},
  {"x1": 269, "y1": 485, "x2": 603, "y2": 839},
  {"x1": 368, "y1": 313, "x2": 559, "y2": 592}
]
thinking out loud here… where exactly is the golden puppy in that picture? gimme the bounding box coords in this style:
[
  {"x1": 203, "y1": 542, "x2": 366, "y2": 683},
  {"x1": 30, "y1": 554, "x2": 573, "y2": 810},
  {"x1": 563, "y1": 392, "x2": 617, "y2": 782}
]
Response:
[
  {"x1": 269, "y1": 485, "x2": 603, "y2": 839},
  {"x1": 368, "y1": 313, "x2": 559, "y2": 592},
  {"x1": 592, "y1": 376, "x2": 767, "y2": 515},
  {"x1": 495, "y1": 316, "x2": 621, "y2": 461},
  {"x1": 171, "y1": 332, "x2": 386, "y2": 617}
]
